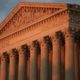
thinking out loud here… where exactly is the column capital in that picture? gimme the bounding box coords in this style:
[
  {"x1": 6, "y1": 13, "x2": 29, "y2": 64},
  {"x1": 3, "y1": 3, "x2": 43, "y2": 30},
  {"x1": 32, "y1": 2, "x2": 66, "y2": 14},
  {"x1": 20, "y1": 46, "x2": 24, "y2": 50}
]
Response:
[
  {"x1": 44, "y1": 36, "x2": 52, "y2": 50},
  {"x1": 29, "y1": 42, "x2": 35, "y2": 55},
  {"x1": 50, "y1": 31, "x2": 64, "y2": 44},
  {"x1": 44, "y1": 36, "x2": 51, "y2": 44},
  {"x1": 38, "y1": 38, "x2": 46, "y2": 46},
  {"x1": 1, "y1": 52, "x2": 9, "y2": 63},
  {"x1": 49, "y1": 33, "x2": 57, "y2": 43},
  {"x1": 39, "y1": 36, "x2": 51, "y2": 45},
  {"x1": 64, "y1": 28, "x2": 76, "y2": 38},
  {"x1": 75, "y1": 31, "x2": 80, "y2": 42},
  {"x1": 29, "y1": 40, "x2": 40, "y2": 54},
  {"x1": 33, "y1": 40, "x2": 40, "y2": 53},
  {"x1": 56, "y1": 31, "x2": 65, "y2": 45},
  {"x1": 9, "y1": 48, "x2": 18, "y2": 58},
  {"x1": 33, "y1": 40, "x2": 39, "y2": 48},
  {"x1": 29, "y1": 41, "x2": 35, "y2": 48},
  {"x1": 56, "y1": 31, "x2": 63, "y2": 39},
  {"x1": 18, "y1": 44, "x2": 28, "y2": 56}
]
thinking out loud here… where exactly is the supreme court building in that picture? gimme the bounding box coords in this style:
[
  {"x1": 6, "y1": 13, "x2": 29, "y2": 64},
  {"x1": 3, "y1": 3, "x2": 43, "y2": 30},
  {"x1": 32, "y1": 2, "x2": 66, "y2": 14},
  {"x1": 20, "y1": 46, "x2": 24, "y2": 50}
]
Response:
[{"x1": 0, "y1": 2, "x2": 80, "y2": 80}]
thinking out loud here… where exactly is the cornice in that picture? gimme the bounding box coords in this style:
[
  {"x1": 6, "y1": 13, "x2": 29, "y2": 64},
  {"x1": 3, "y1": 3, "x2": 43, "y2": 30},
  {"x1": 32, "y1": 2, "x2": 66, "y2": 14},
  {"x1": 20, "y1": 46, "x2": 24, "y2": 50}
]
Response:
[
  {"x1": 19, "y1": 2, "x2": 68, "y2": 8},
  {"x1": 0, "y1": 2, "x2": 80, "y2": 32},
  {"x1": 0, "y1": 2, "x2": 68, "y2": 30},
  {"x1": 0, "y1": 8, "x2": 68, "y2": 39}
]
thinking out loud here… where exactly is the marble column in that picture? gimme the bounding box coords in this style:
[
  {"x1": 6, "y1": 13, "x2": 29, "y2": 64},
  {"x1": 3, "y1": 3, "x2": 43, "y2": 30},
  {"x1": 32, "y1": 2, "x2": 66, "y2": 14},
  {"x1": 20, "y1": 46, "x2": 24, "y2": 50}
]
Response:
[
  {"x1": 26, "y1": 51, "x2": 30, "y2": 80},
  {"x1": 40, "y1": 38, "x2": 49, "y2": 80},
  {"x1": 18, "y1": 45, "x2": 27, "y2": 80},
  {"x1": 74, "y1": 34, "x2": 79, "y2": 80},
  {"x1": 52, "y1": 32, "x2": 61, "y2": 80},
  {"x1": 37, "y1": 42, "x2": 40, "y2": 80},
  {"x1": 61, "y1": 44, "x2": 65, "y2": 80},
  {"x1": 30, "y1": 41, "x2": 38, "y2": 80},
  {"x1": 38, "y1": 53, "x2": 40, "y2": 80},
  {"x1": 0, "y1": 58, "x2": 1, "y2": 80},
  {"x1": 1, "y1": 52, "x2": 9, "y2": 80},
  {"x1": 9, "y1": 48, "x2": 18, "y2": 80},
  {"x1": 79, "y1": 42, "x2": 80, "y2": 80},
  {"x1": 65, "y1": 28, "x2": 75, "y2": 80},
  {"x1": 44, "y1": 36, "x2": 52, "y2": 80}
]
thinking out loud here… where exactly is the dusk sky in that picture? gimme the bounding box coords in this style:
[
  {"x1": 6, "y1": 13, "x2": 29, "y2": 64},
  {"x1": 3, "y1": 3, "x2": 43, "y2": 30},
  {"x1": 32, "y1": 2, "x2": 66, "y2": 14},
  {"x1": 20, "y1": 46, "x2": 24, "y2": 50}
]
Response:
[{"x1": 0, "y1": 0, "x2": 80, "y2": 23}]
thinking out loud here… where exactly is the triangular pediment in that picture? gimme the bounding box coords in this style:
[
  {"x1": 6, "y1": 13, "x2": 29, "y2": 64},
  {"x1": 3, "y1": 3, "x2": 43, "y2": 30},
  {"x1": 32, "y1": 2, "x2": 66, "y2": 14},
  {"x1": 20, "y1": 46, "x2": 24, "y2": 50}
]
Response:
[{"x1": 0, "y1": 2, "x2": 68, "y2": 38}]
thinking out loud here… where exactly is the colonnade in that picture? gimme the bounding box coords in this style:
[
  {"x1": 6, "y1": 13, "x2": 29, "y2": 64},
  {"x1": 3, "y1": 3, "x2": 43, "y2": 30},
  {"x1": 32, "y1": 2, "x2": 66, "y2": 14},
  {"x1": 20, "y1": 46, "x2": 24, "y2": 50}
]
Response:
[{"x1": 0, "y1": 29, "x2": 80, "y2": 80}]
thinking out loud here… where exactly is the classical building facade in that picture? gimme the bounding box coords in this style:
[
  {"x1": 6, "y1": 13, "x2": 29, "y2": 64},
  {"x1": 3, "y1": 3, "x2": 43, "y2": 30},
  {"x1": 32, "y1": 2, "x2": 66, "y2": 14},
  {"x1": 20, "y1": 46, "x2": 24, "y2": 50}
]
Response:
[{"x1": 0, "y1": 2, "x2": 80, "y2": 80}]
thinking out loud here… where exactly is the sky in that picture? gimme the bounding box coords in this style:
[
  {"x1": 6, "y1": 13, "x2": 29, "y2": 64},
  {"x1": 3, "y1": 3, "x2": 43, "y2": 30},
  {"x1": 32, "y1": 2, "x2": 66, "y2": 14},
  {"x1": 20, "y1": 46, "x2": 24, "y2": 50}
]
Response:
[{"x1": 0, "y1": 0, "x2": 80, "y2": 23}]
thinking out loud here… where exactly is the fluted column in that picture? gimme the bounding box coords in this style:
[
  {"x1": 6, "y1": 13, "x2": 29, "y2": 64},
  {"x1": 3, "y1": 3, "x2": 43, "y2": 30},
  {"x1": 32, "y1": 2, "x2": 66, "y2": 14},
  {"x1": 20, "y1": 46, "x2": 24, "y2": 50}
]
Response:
[
  {"x1": 79, "y1": 42, "x2": 80, "y2": 80},
  {"x1": 44, "y1": 36, "x2": 52, "y2": 80},
  {"x1": 30, "y1": 41, "x2": 39, "y2": 80},
  {"x1": 74, "y1": 34, "x2": 79, "y2": 80},
  {"x1": 0, "y1": 58, "x2": 1, "y2": 80},
  {"x1": 18, "y1": 45, "x2": 27, "y2": 80},
  {"x1": 52, "y1": 32, "x2": 62, "y2": 80},
  {"x1": 65, "y1": 28, "x2": 75, "y2": 80},
  {"x1": 9, "y1": 48, "x2": 18, "y2": 80},
  {"x1": 61, "y1": 44, "x2": 65, "y2": 80},
  {"x1": 40, "y1": 38, "x2": 49, "y2": 80},
  {"x1": 37, "y1": 44, "x2": 40, "y2": 80},
  {"x1": 1, "y1": 52, "x2": 9, "y2": 80},
  {"x1": 26, "y1": 51, "x2": 30, "y2": 80}
]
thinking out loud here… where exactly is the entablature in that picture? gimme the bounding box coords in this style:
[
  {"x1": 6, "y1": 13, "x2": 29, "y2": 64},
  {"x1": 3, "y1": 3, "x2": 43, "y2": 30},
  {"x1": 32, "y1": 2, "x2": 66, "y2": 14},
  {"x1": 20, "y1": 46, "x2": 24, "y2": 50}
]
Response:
[{"x1": 0, "y1": 2, "x2": 80, "y2": 53}]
